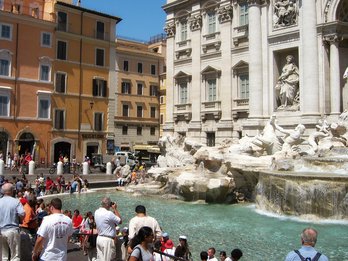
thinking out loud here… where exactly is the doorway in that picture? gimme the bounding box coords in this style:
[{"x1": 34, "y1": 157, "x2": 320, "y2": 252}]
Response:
[
  {"x1": 18, "y1": 133, "x2": 35, "y2": 156},
  {"x1": 86, "y1": 144, "x2": 98, "y2": 163},
  {"x1": 54, "y1": 142, "x2": 71, "y2": 163},
  {"x1": 0, "y1": 132, "x2": 8, "y2": 155}
]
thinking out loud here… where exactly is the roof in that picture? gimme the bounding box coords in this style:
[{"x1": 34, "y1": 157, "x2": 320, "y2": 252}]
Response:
[{"x1": 56, "y1": 1, "x2": 122, "y2": 23}]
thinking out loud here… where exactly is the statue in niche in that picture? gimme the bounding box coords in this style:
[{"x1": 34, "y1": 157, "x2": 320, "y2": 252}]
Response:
[
  {"x1": 343, "y1": 67, "x2": 348, "y2": 110},
  {"x1": 275, "y1": 55, "x2": 299, "y2": 110},
  {"x1": 273, "y1": 0, "x2": 297, "y2": 28}
]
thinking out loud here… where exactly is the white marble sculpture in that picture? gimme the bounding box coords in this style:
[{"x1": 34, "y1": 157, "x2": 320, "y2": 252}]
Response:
[
  {"x1": 273, "y1": 0, "x2": 297, "y2": 28},
  {"x1": 276, "y1": 55, "x2": 299, "y2": 110}
]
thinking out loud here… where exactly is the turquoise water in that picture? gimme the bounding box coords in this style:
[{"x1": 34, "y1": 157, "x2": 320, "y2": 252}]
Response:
[{"x1": 61, "y1": 191, "x2": 348, "y2": 261}]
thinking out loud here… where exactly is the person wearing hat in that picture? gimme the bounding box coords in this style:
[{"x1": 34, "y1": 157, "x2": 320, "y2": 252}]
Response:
[
  {"x1": 161, "y1": 232, "x2": 171, "y2": 252},
  {"x1": 163, "y1": 237, "x2": 175, "y2": 260},
  {"x1": 174, "y1": 235, "x2": 191, "y2": 260}
]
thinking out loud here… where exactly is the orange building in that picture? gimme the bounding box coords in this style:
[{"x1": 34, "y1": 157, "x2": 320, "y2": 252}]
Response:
[
  {"x1": 0, "y1": 0, "x2": 121, "y2": 165},
  {"x1": 0, "y1": 0, "x2": 55, "y2": 165},
  {"x1": 51, "y1": 1, "x2": 120, "y2": 163}
]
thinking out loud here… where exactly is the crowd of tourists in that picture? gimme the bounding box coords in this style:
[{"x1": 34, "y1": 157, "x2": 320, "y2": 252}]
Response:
[{"x1": 0, "y1": 177, "x2": 329, "y2": 261}]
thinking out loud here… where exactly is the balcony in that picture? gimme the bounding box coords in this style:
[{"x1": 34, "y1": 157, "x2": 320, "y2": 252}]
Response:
[
  {"x1": 233, "y1": 25, "x2": 248, "y2": 46},
  {"x1": 174, "y1": 103, "x2": 192, "y2": 121},
  {"x1": 175, "y1": 39, "x2": 192, "y2": 60},
  {"x1": 232, "y1": 98, "x2": 249, "y2": 119},
  {"x1": 200, "y1": 101, "x2": 221, "y2": 121},
  {"x1": 202, "y1": 32, "x2": 221, "y2": 54}
]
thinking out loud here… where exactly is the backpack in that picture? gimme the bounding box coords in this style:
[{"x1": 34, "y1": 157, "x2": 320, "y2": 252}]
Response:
[
  {"x1": 128, "y1": 246, "x2": 143, "y2": 261},
  {"x1": 294, "y1": 249, "x2": 322, "y2": 261}
]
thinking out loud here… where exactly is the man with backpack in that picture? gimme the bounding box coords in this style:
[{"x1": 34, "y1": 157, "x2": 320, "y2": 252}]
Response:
[{"x1": 285, "y1": 227, "x2": 328, "y2": 261}]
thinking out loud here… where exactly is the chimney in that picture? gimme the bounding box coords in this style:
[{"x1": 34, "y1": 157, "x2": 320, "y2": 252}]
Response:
[{"x1": 77, "y1": 0, "x2": 81, "y2": 6}]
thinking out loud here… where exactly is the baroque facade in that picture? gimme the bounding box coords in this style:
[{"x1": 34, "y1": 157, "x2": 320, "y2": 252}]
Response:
[{"x1": 163, "y1": 0, "x2": 348, "y2": 146}]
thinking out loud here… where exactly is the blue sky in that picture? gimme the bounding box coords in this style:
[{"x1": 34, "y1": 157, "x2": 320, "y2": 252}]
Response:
[{"x1": 79, "y1": 0, "x2": 167, "y2": 42}]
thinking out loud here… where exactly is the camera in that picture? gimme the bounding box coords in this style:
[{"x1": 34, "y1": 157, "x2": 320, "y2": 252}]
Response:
[{"x1": 110, "y1": 201, "x2": 116, "y2": 206}]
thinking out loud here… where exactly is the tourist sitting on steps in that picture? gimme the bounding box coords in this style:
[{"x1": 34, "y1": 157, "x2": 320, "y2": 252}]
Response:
[{"x1": 285, "y1": 227, "x2": 328, "y2": 261}]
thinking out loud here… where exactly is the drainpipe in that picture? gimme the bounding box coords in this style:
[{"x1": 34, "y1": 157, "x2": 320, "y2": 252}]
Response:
[
  {"x1": 14, "y1": 23, "x2": 19, "y2": 121},
  {"x1": 78, "y1": 11, "x2": 84, "y2": 154}
]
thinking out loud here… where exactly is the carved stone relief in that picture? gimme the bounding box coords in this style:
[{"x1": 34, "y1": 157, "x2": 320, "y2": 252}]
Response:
[
  {"x1": 164, "y1": 22, "x2": 176, "y2": 38},
  {"x1": 217, "y1": 5, "x2": 233, "y2": 23},
  {"x1": 189, "y1": 15, "x2": 202, "y2": 31},
  {"x1": 273, "y1": 0, "x2": 298, "y2": 28}
]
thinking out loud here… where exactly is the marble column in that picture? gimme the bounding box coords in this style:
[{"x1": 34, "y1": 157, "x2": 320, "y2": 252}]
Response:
[
  {"x1": 301, "y1": 0, "x2": 319, "y2": 115},
  {"x1": 163, "y1": 22, "x2": 175, "y2": 134},
  {"x1": 248, "y1": 0, "x2": 263, "y2": 118},
  {"x1": 327, "y1": 35, "x2": 341, "y2": 114}
]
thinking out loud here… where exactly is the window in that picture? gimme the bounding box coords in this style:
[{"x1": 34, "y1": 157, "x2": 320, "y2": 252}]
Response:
[
  {"x1": 150, "y1": 85, "x2": 158, "y2": 96},
  {"x1": 0, "y1": 0, "x2": 4, "y2": 10},
  {"x1": 180, "y1": 20, "x2": 188, "y2": 41},
  {"x1": 41, "y1": 32, "x2": 51, "y2": 47},
  {"x1": 150, "y1": 107, "x2": 156, "y2": 118},
  {"x1": 0, "y1": 93, "x2": 9, "y2": 117},
  {"x1": 137, "y1": 83, "x2": 143, "y2": 95},
  {"x1": 137, "y1": 105, "x2": 143, "y2": 118},
  {"x1": 123, "y1": 60, "x2": 129, "y2": 71},
  {"x1": 122, "y1": 126, "x2": 128, "y2": 135},
  {"x1": 94, "y1": 112, "x2": 103, "y2": 131},
  {"x1": 0, "y1": 23, "x2": 12, "y2": 40},
  {"x1": 93, "y1": 79, "x2": 107, "y2": 97},
  {"x1": 207, "y1": 79, "x2": 217, "y2": 101},
  {"x1": 96, "y1": 48, "x2": 104, "y2": 66},
  {"x1": 151, "y1": 64, "x2": 156, "y2": 75},
  {"x1": 160, "y1": 96, "x2": 164, "y2": 104},
  {"x1": 57, "y1": 41, "x2": 67, "y2": 60},
  {"x1": 121, "y1": 82, "x2": 131, "y2": 94},
  {"x1": 40, "y1": 64, "x2": 50, "y2": 81},
  {"x1": 207, "y1": 132, "x2": 215, "y2": 147},
  {"x1": 96, "y1": 21, "x2": 104, "y2": 40},
  {"x1": 54, "y1": 109, "x2": 64, "y2": 129},
  {"x1": 137, "y1": 63, "x2": 143, "y2": 73},
  {"x1": 55, "y1": 72, "x2": 66, "y2": 93},
  {"x1": 57, "y1": 11, "x2": 67, "y2": 31},
  {"x1": 240, "y1": 3, "x2": 249, "y2": 26},
  {"x1": 31, "y1": 7, "x2": 39, "y2": 18},
  {"x1": 137, "y1": 126, "x2": 142, "y2": 135},
  {"x1": 160, "y1": 114, "x2": 164, "y2": 124},
  {"x1": 150, "y1": 127, "x2": 155, "y2": 136},
  {"x1": 179, "y1": 82, "x2": 188, "y2": 104},
  {"x1": 207, "y1": 11, "x2": 216, "y2": 34},
  {"x1": 0, "y1": 59, "x2": 10, "y2": 76},
  {"x1": 38, "y1": 96, "x2": 50, "y2": 119},
  {"x1": 122, "y1": 104, "x2": 129, "y2": 117},
  {"x1": 239, "y1": 74, "x2": 249, "y2": 99}
]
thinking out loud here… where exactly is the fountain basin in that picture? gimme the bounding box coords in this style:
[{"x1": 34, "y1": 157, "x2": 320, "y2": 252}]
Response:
[{"x1": 256, "y1": 171, "x2": 348, "y2": 219}]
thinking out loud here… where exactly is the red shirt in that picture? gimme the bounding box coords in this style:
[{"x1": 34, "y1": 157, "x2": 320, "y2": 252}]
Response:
[
  {"x1": 45, "y1": 179, "x2": 54, "y2": 190},
  {"x1": 72, "y1": 215, "x2": 83, "y2": 229}
]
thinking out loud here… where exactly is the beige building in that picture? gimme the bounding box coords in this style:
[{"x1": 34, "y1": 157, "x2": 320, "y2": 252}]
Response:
[
  {"x1": 115, "y1": 37, "x2": 166, "y2": 150},
  {"x1": 163, "y1": 0, "x2": 348, "y2": 146}
]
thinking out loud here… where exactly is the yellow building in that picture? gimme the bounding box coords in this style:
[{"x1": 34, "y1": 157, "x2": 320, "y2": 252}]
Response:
[
  {"x1": 0, "y1": 0, "x2": 56, "y2": 165},
  {"x1": 51, "y1": 1, "x2": 120, "y2": 162},
  {"x1": 115, "y1": 37, "x2": 166, "y2": 151}
]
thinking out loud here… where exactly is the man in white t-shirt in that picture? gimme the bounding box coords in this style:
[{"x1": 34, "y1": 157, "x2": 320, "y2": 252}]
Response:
[
  {"x1": 207, "y1": 247, "x2": 218, "y2": 261},
  {"x1": 95, "y1": 197, "x2": 122, "y2": 261},
  {"x1": 128, "y1": 205, "x2": 162, "y2": 240},
  {"x1": 32, "y1": 198, "x2": 73, "y2": 261}
]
